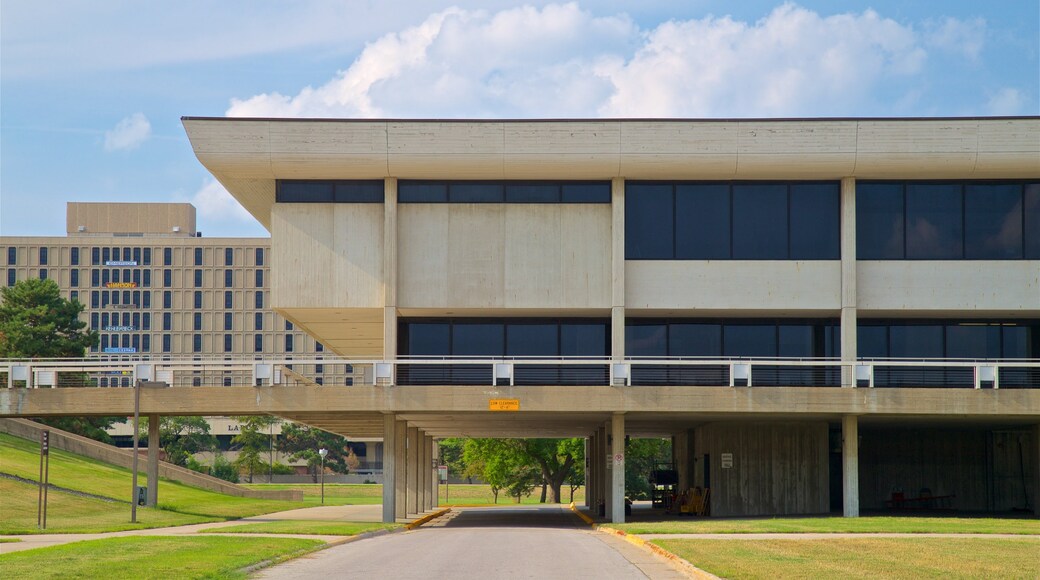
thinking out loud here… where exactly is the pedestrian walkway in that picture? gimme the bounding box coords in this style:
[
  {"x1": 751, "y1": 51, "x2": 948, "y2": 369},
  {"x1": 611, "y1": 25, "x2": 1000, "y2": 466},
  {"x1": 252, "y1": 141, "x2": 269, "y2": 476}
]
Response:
[{"x1": 0, "y1": 504, "x2": 405, "y2": 555}]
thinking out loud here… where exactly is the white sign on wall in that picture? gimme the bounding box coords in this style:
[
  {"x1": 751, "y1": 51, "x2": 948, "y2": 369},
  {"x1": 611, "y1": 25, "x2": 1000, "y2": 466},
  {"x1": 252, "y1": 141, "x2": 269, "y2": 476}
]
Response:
[{"x1": 721, "y1": 453, "x2": 734, "y2": 469}]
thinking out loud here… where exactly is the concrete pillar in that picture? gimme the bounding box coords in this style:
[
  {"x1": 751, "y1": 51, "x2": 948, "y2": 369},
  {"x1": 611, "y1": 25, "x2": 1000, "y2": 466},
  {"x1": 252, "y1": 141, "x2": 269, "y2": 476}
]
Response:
[
  {"x1": 604, "y1": 423, "x2": 613, "y2": 521},
  {"x1": 611, "y1": 177, "x2": 625, "y2": 361},
  {"x1": 842, "y1": 415, "x2": 860, "y2": 517},
  {"x1": 584, "y1": 437, "x2": 591, "y2": 507},
  {"x1": 381, "y1": 414, "x2": 396, "y2": 523},
  {"x1": 406, "y1": 426, "x2": 420, "y2": 515},
  {"x1": 432, "y1": 440, "x2": 440, "y2": 508},
  {"x1": 383, "y1": 177, "x2": 398, "y2": 362},
  {"x1": 611, "y1": 413, "x2": 626, "y2": 523},
  {"x1": 840, "y1": 177, "x2": 857, "y2": 387},
  {"x1": 1034, "y1": 425, "x2": 1040, "y2": 517},
  {"x1": 420, "y1": 434, "x2": 431, "y2": 512},
  {"x1": 146, "y1": 415, "x2": 159, "y2": 507},
  {"x1": 394, "y1": 419, "x2": 408, "y2": 519}
]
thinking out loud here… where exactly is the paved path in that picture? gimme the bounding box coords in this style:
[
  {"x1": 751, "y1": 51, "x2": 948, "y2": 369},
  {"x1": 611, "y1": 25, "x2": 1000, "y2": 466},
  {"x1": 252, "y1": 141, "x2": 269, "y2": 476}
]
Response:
[{"x1": 256, "y1": 505, "x2": 688, "y2": 580}]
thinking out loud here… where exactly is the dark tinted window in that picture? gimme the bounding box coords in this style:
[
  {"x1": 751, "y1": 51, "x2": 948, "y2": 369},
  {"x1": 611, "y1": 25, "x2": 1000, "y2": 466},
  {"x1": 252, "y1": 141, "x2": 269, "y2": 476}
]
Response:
[
  {"x1": 560, "y1": 324, "x2": 608, "y2": 356},
  {"x1": 732, "y1": 184, "x2": 787, "y2": 259},
  {"x1": 194, "y1": 248, "x2": 203, "y2": 266},
  {"x1": 857, "y1": 183, "x2": 904, "y2": 259},
  {"x1": 6, "y1": 247, "x2": 15, "y2": 265},
  {"x1": 225, "y1": 291, "x2": 233, "y2": 308},
  {"x1": 277, "y1": 181, "x2": 332, "y2": 202},
  {"x1": 452, "y1": 323, "x2": 503, "y2": 356},
  {"x1": 255, "y1": 334, "x2": 263, "y2": 352},
  {"x1": 625, "y1": 324, "x2": 668, "y2": 357},
  {"x1": 946, "y1": 324, "x2": 1001, "y2": 359},
  {"x1": 889, "y1": 325, "x2": 943, "y2": 358},
  {"x1": 225, "y1": 269, "x2": 233, "y2": 287},
  {"x1": 625, "y1": 184, "x2": 673, "y2": 259},
  {"x1": 194, "y1": 291, "x2": 202, "y2": 309},
  {"x1": 285, "y1": 334, "x2": 294, "y2": 352},
  {"x1": 905, "y1": 184, "x2": 963, "y2": 259},
  {"x1": 6, "y1": 269, "x2": 14, "y2": 286},
  {"x1": 224, "y1": 312, "x2": 233, "y2": 330},
  {"x1": 335, "y1": 181, "x2": 384, "y2": 203},
  {"x1": 193, "y1": 312, "x2": 202, "y2": 331},
  {"x1": 675, "y1": 185, "x2": 729, "y2": 259},
  {"x1": 39, "y1": 269, "x2": 47, "y2": 280},
  {"x1": 193, "y1": 334, "x2": 202, "y2": 353},
  {"x1": 163, "y1": 247, "x2": 172, "y2": 266},
  {"x1": 255, "y1": 292, "x2": 263, "y2": 309},
  {"x1": 163, "y1": 291, "x2": 172, "y2": 309},
  {"x1": 194, "y1": 269, "x2": 202, "y2": 287},
  {"x1": 789, "y1": 183, "x2": 840, "y2": 259},
  {"x1": 39, "y1": 247, "x2": 48, "y2": 265},
  {"x1": 255, "y1": 270, "x2": 263, "y2": 287},
  {"x1": 451, "y1": 183, "x2": 503, "y2": 203},
  {"x1": 506, "y1": 184, "x2": 557, "y2": 203},
  {"x1": 255, "y1": 312, "x2": 263, "y2": 331},
  {"x1": 778, "y1": 325, "x2": 814, "y2": 357},
  {"x1": 561, "y1": 183, "x2": 611, "y2": 203},
  {"x1": 224, "y1": 334, "x2": 233, "y2": 353},
  {"x1": 255, "y1": 248, "x2": 264, "y2": 266},
  {"x1": 399, "y1": 182, "x2": 448, "y2": 202},
  {"x1": 965, "y1": 184, "x2": 1023, "y2": 259},
  {"x1": 70, "y1": 269, "x2": 79, "y2": 287},
  {"x1": 405, "y1": 323, "x2": 451, "y2": 356},
  {"x1": 1023, "y1": 184, "x2": 1040, "y2": 259},
  {"x1": 506, "y1": 323, "x2": 557, "y2": 356},
  {"x1": 724, "y1": 324, "x2": 776, "y2": 357},
  {"x1": 92, "y1": 247, "x2": 101, "y2": 265},
  {"x1": 70, "y1": 247, "x2": 79, "y2": 266},
  {"x1": 225, "y1": 248, "x2": 233, "y2": 266},
  {"x1": 143, "y1": 248, "x2": 151, "y2": 265},
  {"x1": 669, "y1": 324, "x2": 722, "y2": 356}
]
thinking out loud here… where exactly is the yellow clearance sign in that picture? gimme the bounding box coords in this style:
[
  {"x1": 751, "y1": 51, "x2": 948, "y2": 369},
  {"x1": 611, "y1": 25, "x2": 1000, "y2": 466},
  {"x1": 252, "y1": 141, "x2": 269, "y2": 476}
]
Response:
[
  {"x1": 489, "y1": 399, "x2": 520, "y2": 411},
  {"x1": 106, "y1": 282, "x2": 137, "y2": 288}
]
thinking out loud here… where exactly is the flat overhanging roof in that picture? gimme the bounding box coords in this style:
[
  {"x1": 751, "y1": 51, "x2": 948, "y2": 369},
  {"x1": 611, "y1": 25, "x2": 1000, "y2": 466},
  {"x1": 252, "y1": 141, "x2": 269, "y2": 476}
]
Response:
[{"x1": 182, "y1": 117, "x2": 1040, "y2": 230}]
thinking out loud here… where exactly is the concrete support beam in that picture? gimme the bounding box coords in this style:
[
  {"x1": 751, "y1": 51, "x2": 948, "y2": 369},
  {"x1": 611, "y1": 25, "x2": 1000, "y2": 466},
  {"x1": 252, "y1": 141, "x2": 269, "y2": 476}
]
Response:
[
  {"x1": 421, "y1": 434, "x2": 431, "y2": 512},
  {"x1": 381, "y1": 414, "x2": 396, "y2": 523},
  {"x1": 406, "y1": 425, "x2": 420, "y2": 515},
  {"x1": 394, "y1": 419, "x2": 407, "y2": 519},
  {"x1": 1034, "y1": 424, "x2": 1040, "y2": 517},
  {"x1": 611, "y1": 177, "x2": 625, "y2": 361},
  {"x1": 584, "y1": 437, "x2": 591, "y2": 507},
  {"x1": 432, "y1": 439, "x2": 440, "y2": 508},
  {"x1": 840, "y1": 177, "x2": 857, "y2": 388},
  {"x1": 843, "y1": 415, "x2": 860, "y2": 517},
  {"x1": 146, "y1": 415, "x2": 159, "y2": 507},
  {"x1": 383, "y1": 177, "x2": 398, "y2": 361},
  {"x1": 611, "y1": 413, "x2": 626, "y2": 523},
  {"x1": 601, "y1": 425, "x2": 611, "y2": 520}
]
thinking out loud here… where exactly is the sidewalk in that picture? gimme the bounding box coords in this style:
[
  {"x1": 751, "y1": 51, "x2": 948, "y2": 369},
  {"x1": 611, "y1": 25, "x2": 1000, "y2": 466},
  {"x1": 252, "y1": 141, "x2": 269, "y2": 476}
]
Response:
[{"x1": 0, "y1": 504, "x2": 401, "y2": 555}]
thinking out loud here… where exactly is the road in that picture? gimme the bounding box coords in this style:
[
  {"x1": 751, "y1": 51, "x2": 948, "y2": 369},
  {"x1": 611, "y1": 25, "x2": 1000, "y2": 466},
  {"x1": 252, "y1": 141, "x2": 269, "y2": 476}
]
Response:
[{"x1": 255, "y1": 504, "x2": 688, "y2": 579}]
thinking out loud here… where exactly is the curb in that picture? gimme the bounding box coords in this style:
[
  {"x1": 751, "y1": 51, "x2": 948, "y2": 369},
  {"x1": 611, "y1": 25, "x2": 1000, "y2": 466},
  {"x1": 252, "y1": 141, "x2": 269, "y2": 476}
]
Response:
[
  {"x1": 568, "y1": 503, "x2": 718, "y2": 580},
  {"x1": 405, "y1": 507, "x2": 452, "y2": 530}
]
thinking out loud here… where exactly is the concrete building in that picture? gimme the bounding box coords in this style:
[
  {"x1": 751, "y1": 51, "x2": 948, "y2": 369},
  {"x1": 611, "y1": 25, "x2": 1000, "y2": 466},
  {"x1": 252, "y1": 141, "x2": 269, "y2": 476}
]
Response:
[{"x1": 2, "y1": 117, "x2": 1037, "y2": 524}]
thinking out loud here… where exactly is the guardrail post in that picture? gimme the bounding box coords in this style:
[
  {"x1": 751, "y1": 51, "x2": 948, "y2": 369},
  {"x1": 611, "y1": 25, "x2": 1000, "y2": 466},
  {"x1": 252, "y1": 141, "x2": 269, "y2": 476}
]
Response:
[
  {"x1": 611, "y1": 363, "x2": 630, "y2": 387},
  {"x1": 375, "y1": 362, "x2": 394, "y2": 387},
  {"x1": 494, "y1": 363, "x2": 513, "y2": 386},
  {"x1": 855, "y1": 364, "x2": 872, "y2": 388},
  {"x1": 732, "y1": 363, "x2": 750, "y2": 387}
]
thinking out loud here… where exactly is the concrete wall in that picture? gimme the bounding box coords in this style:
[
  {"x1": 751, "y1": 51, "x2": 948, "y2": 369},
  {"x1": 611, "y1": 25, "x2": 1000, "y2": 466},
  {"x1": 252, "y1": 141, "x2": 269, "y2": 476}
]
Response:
[
  {"x1": 0, "y1": 418, "x2": 301, "y2": 501},
  {"x1": 858, "y1": 262, "x2": 1040, "y2": 315},
  {"x1": 626, "y1": 261, "x2": 841, "y2": 313},
  {"x1": 858, "y1": 427, "x2": 1037, "y2": 512},
  {"x1": 694, "y1": 422, "x2": 829, "y2": 517},
  {"x1": 398, "y1": 204, "x2": 611, "y2": 310}
]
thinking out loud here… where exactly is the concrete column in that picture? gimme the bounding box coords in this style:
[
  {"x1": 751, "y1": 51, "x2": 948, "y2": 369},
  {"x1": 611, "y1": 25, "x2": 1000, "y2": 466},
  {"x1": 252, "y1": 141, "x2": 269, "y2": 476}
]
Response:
[
  {"x1": 420, "y1": 434, "x2": 431, "y2": 512},
  {"x1": 604, "y1": 423, "x2": 613, "y2": 521},
  {"x1": 394, "y1": 419, "x2": 408, "y2": 519},
  {"x1": 611, "y1": 413, "x2": 626, "y2": 523},
  {"x1": 611, "y1": 177, "x2": 625, "y2": 361},
  {"x1": 146, "y1": 415, "x2": 159, "y2": 507},
  {"x1": 383, "y1": 177, "x2": 398, "y2": 362},
  {"x1": 842, "y1": 415, "x2": 860, "y2": 517},
  {"x1": 840, "y1": 177, "x2": 857, "y2": 387},
  {"x1": 381, "y1": 414, "x2": 396, "y2": 523},
  {"x1": 406, "y1": 426, "x2": 420, "y2": 515},
  {"x1": 1034, "y1": 425, "x2": 1040, "y2": 517},
  {"x1": 432, "y1": 440, "x2": 440, "y2": 508},
  {"x1": 584, "y1": 437, "x2": 591, "y2": 507}
]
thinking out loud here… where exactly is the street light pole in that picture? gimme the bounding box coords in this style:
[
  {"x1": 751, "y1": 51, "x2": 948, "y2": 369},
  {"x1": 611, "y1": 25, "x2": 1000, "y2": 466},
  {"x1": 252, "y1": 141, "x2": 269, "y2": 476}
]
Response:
[{"x1": 318, "y1": 448, "x2": 329, "y2": 505}]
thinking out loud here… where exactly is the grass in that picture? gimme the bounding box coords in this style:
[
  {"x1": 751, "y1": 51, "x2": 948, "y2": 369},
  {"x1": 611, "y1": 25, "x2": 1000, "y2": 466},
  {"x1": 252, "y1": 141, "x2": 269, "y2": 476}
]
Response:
[
  {"x1": 0, "y1": 478, "x2": 215, "y2": 534},
  {"x1": 654, "y1": 537, "x2": 1040, "y2": 580},
  {"x1": 612, "y1": 515, "x2": 1040, "y2": 535},
  {"x1": 0, "y1": 432, "x2": 305, "y2": 533},
  {"x1": 204, "y1": 520, "x2": 401, "y2": 535},
  {"x1": 0, "y1": 536, "x2": 323, "y2": 580},
  {"x1": 241, "y1": 482, "x2": 586, "y2": 506},
  {"x1": 0, "y1": 538, "x2": 21, "y2": 543}
]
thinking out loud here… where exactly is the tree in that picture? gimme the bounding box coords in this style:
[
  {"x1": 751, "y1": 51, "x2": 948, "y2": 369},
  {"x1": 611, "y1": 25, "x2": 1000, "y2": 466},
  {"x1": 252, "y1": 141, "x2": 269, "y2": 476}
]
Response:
[
  {"x1": 232, "y1": 415, "x2": 279, "y2": 483},
  {"x1": 518, "y1": 439, "x2": 583, "y2": 504},
  {"x1": 0, "y1": 278, "x2": 98, "y2": 358},
  {"x1": 624, "y1": 438, "x2": 672, "y2": 501},
  {"x1": 158, "y1": 416, "x2": 217, "y2": 466},
  {"x1": 0, "y1": 279, "x2": 121, "y2": 441},
  {"x1": 437, "y1": 438, "x2": 468, "y2": 482},
  {"x1": 277, "y1": 422, "x2": 352, "y2": 481}
]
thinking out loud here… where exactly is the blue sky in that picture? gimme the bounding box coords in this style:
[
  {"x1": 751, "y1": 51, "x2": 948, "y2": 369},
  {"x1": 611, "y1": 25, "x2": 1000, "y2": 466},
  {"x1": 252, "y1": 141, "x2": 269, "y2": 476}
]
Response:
[{"x1": 2, "y1": 1, "x2": 1037, "y2": 237}]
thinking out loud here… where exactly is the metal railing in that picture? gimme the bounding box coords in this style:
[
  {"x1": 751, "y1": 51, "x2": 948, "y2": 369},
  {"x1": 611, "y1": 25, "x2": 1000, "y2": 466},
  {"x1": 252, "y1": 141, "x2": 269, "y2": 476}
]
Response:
[{"x1": 1, "y1": 356, "x2": 1038, "y2": 390}]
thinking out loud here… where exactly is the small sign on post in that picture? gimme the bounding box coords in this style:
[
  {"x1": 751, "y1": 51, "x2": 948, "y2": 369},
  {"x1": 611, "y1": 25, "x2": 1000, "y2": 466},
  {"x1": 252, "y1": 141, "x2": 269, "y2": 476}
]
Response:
[{"x1": 438, "y1": 465, "x2": 448, "y2": 482}]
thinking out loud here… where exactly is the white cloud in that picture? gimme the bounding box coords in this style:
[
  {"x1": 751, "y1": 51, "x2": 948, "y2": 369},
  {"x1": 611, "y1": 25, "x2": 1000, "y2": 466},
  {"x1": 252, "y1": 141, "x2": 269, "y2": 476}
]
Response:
[
  {"x1": 191, "y1": 179, "x2": 253, "y2": 223},
  {"x1": 103, "y1": 113, "x2": 151, "y2": 151},
  {"x1": 227, "y1": 2, "x2": 949, "y2": 119},
  {"x1": 925, "y1": 16, "x2": 986, "y2": 61},
  {"x1": 986, "y1": 87, "x2": 1026, "y2": 115}
]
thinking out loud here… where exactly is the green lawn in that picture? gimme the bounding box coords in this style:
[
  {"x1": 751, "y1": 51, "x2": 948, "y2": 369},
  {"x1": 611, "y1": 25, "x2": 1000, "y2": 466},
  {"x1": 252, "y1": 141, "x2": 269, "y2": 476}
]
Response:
[
  {"x1": 241, "y1": 482, "x2": 585, "y2": 506},
  {"x1": 655, "y1": 537, "x2": 1040, "y2": 580},
  {"x1": 0, "y1": 536, "x2": 323, "y2": 580},
  {"x1": 204, "y1": 520, "x2": 400, "y2": 535},
  {"x1": 0, "y1": 432, "x2": 305, "y2": 533},
  {"x1": 612, "y1": 515, "x2": 1040, "y2": 535},
  {"x1": 0, "y1": 478, "x2": 215, "y2": 534}
]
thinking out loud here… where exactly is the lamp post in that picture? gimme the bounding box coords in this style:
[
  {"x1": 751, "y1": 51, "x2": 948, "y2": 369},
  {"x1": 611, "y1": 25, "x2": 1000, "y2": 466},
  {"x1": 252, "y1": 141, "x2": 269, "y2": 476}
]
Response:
[{"x1": 318, "y1": 448, "x2": 329, "y2": 505}]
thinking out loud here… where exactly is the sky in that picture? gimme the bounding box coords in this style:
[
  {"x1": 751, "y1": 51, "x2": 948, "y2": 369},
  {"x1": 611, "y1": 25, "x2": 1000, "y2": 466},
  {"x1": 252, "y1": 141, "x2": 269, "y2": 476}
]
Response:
[{"x1": 1, "y1": 1, "x2": 1037, "y2": 238}]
